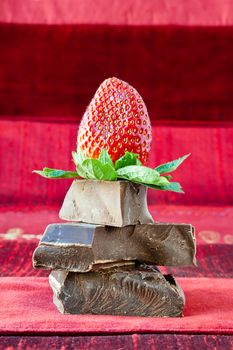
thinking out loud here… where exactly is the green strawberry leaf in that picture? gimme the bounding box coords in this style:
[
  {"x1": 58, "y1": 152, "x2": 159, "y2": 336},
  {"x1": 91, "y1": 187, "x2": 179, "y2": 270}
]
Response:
[
  {"x1": 33, "y1": 151, "x2": 189, "y2": 193},
  {"x1": 164, "y1": 175, "x2": 172, "y2": 180},
  {"x1": 72, "y1": 149, "x2": 87, "y2": 166},
  {"x1": 155, "y1": 153, "x2": 191, "y2": 174},
  {"x1": 117, "y1": 165, "x2": 160, "y2": 185},
  {"x1": 152, "y1": 176, "x2": 170, "y2": 186},
  {"x1": 115, "y1": 152, "x2": 142, "y2": 170},
  {"x1": 73, "y1": 149, "x2": 96, "y2": 178},
  {"x1": 75, "y1": 164, "x2": 92, "y2": 179},
  {"x1": 145, "y1": 181, "x2": 184, "y2": 193},
  {"x1": 39, "y1": 167, "x2": 56, "y2": 173},
  {"x1": 162, "y1": 182, "x2": 184, "y2": 193},
  {"x1": 99, "y1": 149, "x2": 114, "y2": 167},
  {"x1": 82, "y1": 158, "x2": 117, "y2": 181},
  {"x1": 33, "y1": 168, "x2": 79, "y2": 179}
]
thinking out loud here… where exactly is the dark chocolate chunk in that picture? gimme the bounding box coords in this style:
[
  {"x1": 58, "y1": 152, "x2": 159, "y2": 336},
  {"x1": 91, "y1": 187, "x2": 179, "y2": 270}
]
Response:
[
  {"x1": 33, "y1": 222, "x2": 196, "y2": 271},
  {"x1": 59, "y1": 180, "x2": 154, "y2": 227},
  {"x1": 49, "y1": 265, "x2": 185, "y2": 317}
]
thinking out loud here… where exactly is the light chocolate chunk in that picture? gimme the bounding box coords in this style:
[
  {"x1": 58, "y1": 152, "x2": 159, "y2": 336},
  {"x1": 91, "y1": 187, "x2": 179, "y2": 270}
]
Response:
[
  {"x1": 33, "y1": 222, "x2": 196, "y2": 272},
  {"x1": 49, "y1": 265, "x2": 185, "y2": 317},
  {"x1": 59, "y1": 180, "x2": 154, "y2": 227}
]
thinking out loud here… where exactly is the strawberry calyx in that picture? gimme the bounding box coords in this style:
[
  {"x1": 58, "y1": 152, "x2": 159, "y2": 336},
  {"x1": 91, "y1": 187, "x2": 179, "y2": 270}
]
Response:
[{"x1": 33, "y1": 150, "x2": 190, "y2": 194}]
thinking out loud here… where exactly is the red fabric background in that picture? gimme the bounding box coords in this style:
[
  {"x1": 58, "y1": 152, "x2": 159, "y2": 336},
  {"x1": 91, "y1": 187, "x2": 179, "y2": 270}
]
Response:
[
  {"x1": 1, "y1": 120, "x2": 232, "y2": 206},
  {"x1": 0, "y1": 0, "x2": 233, "y2": 345},
  {"x1": 0, "y1": 24, "x2": 233, "y2": 123},
  {"x1": 0, "y1": 277, "x2": 232, "y2": 335},
  {"x1": 2, "y1": 0, "x2": 233, "y2": 25}
]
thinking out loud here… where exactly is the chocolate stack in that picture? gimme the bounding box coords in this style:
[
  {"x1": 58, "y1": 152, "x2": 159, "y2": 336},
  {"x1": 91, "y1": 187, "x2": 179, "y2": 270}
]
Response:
[{"x1": 33, "y1": 180, "x2": 196, "y2": 317}]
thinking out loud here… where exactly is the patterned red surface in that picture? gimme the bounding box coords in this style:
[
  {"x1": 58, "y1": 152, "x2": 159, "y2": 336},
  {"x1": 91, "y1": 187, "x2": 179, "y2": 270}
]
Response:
[
  {"x1": 0, "y1": 277, "x2": 232, "y2": 335},
  {"x1": 0, "y1": 205, "x2": 232, "y2": 243},
  {"x1": 0, "y1": 204, "x2": 232, "y2": 279},
  {"x1": 1, "y1": 238, "x2": 232, "y2": 279},
  {"x1": 0, "y1": 205, "x2": 231, "y2": 338},
  {"x1": 1, "y1": 334, "x2": 232, "y2": 350}
]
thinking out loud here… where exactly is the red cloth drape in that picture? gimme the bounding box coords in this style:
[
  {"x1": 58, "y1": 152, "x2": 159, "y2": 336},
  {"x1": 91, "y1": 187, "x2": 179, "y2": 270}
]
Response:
[{"x1": 0, "y1": 277, "x2": 232, "y2": 335}]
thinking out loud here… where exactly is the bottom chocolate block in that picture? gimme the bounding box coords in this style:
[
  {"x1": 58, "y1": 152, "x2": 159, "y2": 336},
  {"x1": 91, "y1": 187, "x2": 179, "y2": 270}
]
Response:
[{"x1": 49, "y1": 265, "x2": 185, "y2": 317}]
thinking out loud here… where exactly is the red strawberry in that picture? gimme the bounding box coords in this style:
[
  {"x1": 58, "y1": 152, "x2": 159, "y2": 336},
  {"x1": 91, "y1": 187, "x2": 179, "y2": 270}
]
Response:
[{"x1": 77, "y1": 77, "x2": 152, "y2": 164}]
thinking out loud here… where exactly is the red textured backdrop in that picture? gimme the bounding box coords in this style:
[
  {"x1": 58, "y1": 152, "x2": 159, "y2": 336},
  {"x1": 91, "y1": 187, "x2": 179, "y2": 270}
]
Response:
[
  {"x1": 0, "y1": 120, "x2": 232, "y2": 206},
  {"x1": 0, "y1": 24, "x2": 233, "y2": 123},
  {"x1": 1, "y1": 0, "x2": 233, "y2": 25},
  {"x1": 0, "y1": 1, "x2": 233, "y2": 348}
]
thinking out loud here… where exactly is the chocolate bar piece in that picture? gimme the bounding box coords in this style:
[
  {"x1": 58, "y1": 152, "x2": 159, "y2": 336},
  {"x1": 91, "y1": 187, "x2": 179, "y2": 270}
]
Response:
[
  {"x1": 33, "y1": 222, "x2": 196, "y2": 272},
  {"x1": 49, "y1": 265, "x2": 185, "y2": 317},
  {"x1": 59, "y1": 180, "x2": 154, "y2": 227}
]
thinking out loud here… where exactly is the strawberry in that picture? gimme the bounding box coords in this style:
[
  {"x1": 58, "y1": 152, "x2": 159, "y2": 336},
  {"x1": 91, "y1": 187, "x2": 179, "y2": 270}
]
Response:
[{"x1": 77, "y1": 77, "x2": 152, "y2": 164}]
